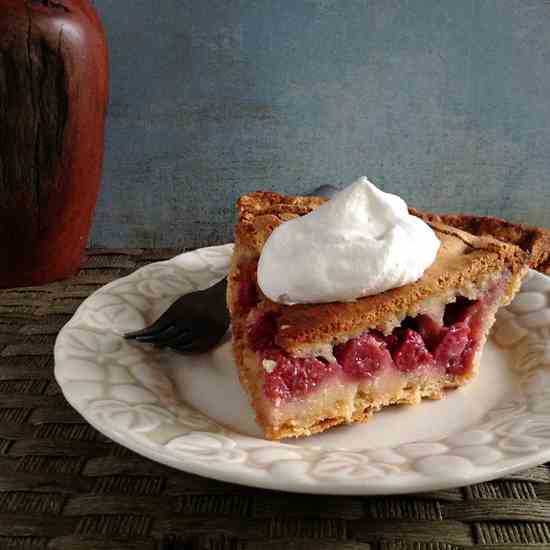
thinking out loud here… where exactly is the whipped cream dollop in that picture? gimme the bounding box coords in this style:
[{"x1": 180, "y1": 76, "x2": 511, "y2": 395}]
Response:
[{"x1": 257, "y1": 177, "x2": 440, "y2": 305}]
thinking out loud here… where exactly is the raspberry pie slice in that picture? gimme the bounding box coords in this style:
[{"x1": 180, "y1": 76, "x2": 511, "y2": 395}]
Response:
[{"x1": 227, "y1": 192, "x2": 529, "y2": 440}]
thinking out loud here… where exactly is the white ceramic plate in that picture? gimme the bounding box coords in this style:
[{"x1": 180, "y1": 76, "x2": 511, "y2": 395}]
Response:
[{"x1": 54, "y1": 244, "x2": 550, "y2": 495}]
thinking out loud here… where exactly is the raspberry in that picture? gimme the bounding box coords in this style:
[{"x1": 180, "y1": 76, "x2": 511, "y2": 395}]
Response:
[
  {"x1": 334, "y1": 332, "x2": 393, "y2": 380},
  {"x1": 263, "y1": 373, "x2": 291, "y2": 404},
  {"x1": 262, "y1": 351, "x2": 336, "y2": 403},
  {"x1": 433, "y1": 322, "x2": 470, "y2": 373},
  {"x1": 390, "y1": 328, "x2": 435, "y2": 372}
]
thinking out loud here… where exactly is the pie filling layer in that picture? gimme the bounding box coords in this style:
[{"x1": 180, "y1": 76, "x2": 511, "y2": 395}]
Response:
[{"x1": 245, "y1": 275, "x2": 508, "y2": 407}]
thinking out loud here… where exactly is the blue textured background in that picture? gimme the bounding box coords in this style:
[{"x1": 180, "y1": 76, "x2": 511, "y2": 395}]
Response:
[{"x1": 90, "y1": 0, "x2": 550, "y2": 248}]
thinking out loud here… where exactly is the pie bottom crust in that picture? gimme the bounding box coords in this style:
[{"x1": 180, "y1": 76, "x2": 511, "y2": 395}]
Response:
[{"x1": 232, "y1": 269, "x2": 524, "y2": 440}]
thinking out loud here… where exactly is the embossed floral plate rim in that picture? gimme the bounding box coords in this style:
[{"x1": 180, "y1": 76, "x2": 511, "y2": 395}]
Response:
[{"x1": 54, "y1": 244, "x2": 550, "y2": 495}]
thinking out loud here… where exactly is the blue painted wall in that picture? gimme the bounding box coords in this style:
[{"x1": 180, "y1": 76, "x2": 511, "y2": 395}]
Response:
[{"x1": 91, "y1": 0, "x2": 550, "y2": 248}]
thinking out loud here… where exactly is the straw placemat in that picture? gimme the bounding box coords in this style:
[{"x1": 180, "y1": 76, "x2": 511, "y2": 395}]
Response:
[{"x1": 1, "y1": 249, "x2": 549, "y2": 550}]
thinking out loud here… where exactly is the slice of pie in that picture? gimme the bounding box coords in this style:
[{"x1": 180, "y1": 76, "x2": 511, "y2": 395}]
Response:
[{"x1": 227, "y1": 191, "x2": 529, "y2": 440}]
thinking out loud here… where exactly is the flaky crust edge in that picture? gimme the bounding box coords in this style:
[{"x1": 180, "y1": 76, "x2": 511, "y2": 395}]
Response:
[{"x1": 410, "y1": 209, "x2": 550, "y2": 275}]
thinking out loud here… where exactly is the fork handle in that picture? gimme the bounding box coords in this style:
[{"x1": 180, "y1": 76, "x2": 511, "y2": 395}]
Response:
[{"x1": 305, "y1": 184, "x2": 340, "y2": 198}]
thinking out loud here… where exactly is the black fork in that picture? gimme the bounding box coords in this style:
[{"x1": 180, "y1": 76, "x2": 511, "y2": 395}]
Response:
[{"x1": 125, "y1": 278, "x2": 230, "y2": 353}]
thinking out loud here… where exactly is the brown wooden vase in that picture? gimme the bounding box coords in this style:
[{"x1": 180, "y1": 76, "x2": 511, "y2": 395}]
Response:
[{"x1": 0, "y1": 0, "x2": 109, "y2": 288}]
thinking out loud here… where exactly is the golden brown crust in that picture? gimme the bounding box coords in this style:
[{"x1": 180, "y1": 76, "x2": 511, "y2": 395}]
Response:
[
  {"x1": 234, "y1": 191, "x2": 326, "y2": 256},
  {"x1": 231, "y1": 191, "x2": 528, "y2": 353},
  {"x1": 411, "y1": 209, "x2": 550, "y2": 275}
]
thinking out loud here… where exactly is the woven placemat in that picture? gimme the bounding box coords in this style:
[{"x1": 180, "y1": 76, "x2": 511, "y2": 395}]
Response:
[{"x1": 1, "y1": 248, "x2": 549, "y2": 550}]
